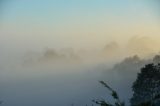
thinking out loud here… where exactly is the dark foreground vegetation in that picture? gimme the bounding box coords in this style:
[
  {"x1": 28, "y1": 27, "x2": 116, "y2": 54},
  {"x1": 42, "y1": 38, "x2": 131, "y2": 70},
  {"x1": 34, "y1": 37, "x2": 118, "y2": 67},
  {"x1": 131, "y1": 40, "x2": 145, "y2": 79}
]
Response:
[{"x1": 91, "y1": 63, "x2": 160, "y2": 106}]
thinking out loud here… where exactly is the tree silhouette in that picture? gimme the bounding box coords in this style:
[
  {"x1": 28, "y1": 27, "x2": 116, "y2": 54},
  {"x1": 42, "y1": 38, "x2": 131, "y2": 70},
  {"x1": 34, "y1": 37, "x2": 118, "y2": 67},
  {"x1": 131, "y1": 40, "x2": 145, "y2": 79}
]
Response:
[
  {"x1": 93, "y1": 81, "x2": 125, "y2": 106},
  {"x1": 130, "y1": 63, "x2": 160, "y2": 106}
]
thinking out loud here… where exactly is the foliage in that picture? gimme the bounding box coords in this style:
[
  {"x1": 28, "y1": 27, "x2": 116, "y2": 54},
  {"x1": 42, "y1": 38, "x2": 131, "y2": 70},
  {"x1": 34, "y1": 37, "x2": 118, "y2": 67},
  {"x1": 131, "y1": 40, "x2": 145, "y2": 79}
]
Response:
[
  {"x1": 130, "y1": 63, "x2": 160, "y2": 106},
  {"x1": 93, "y1": 81, "x2": 125, "y2": 106}
]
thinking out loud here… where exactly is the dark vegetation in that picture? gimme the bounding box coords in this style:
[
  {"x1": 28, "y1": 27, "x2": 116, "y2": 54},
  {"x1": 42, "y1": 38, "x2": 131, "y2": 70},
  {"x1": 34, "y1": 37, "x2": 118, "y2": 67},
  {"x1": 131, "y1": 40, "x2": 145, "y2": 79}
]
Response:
[
  {"x1": 131, "y1": 63, "x2": 160, "y2": 106},
  {"x1": 93, "y1": 81, "x2": 125, "y2": 106},
  {"x1": 91, "y1": 63, "x2": 160, "y2": 106}
]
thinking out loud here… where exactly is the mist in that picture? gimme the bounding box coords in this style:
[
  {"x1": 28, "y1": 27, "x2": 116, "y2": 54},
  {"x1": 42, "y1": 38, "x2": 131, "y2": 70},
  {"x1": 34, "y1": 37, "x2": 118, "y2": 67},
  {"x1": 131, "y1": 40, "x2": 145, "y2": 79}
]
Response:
[
  {"x1": 0, "y1": 35, "x2": 160, "y2": 106},
  {"x1": 1, "y1": 0, "x2": 160, "y2": 106}
]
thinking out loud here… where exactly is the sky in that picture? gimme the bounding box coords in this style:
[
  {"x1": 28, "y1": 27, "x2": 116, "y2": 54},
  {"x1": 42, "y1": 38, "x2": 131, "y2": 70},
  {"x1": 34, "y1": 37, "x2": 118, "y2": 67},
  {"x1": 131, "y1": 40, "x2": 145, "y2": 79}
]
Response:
[
  {"x1": 0, "y1": 1, "x2": 160, "y2": 106},
  {"x1": 0, "y1": 0, "x2": 160, "y2": 52}
]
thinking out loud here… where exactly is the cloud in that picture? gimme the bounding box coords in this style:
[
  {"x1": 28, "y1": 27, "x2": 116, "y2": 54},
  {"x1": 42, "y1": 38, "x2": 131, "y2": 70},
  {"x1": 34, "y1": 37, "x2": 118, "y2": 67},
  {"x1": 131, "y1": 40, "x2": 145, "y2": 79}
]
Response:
[
  {"x1": 102, "y1": 55, "x2": 148, "y2": 83},
  {"x1": 101, "y1": 42, "x2": 121, "y2": 59},
  {"x1": 39, "y1": 49, "x2": 65, "y2": 61},
  {"x1": 103, "y1": 42, "x2": 120, "y2": 53},
  {"x1": 126, "y1": 36, "x2": 160, "y2": 57},
  {"x1": 22, "y1": 48, "x2": 81, "y2": 67},
  {"x1": 103, "y1": 54, "x2": 160, "y2": 83}
]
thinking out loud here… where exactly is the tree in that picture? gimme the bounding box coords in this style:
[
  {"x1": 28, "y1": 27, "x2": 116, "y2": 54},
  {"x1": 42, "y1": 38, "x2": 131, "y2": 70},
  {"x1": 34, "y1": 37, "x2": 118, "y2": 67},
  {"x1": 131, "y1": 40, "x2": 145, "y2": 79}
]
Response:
[
  {"x1": 130, "y1": 63, "x2": 160, "y2": 106},
  {"x1": 93, "y1": 81, "x2": 125, "y2": 106}
]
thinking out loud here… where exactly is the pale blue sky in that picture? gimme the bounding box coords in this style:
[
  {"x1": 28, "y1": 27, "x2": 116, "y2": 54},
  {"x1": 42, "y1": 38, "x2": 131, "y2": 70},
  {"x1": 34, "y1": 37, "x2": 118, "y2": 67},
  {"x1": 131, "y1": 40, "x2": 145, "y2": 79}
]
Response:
[
  {"x1": 0, "y1": 0, "x2": 160, "y2": 50},
  {"x1": 1, "y1": 0, "x2": 156, "y2": 24}
]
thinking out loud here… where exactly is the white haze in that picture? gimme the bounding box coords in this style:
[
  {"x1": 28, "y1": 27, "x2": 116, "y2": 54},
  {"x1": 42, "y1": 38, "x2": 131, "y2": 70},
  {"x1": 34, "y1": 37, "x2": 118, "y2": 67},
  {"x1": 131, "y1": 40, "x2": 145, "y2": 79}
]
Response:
[{"x1": 0, "y1": 36, "x2": 160, "y2": 106}]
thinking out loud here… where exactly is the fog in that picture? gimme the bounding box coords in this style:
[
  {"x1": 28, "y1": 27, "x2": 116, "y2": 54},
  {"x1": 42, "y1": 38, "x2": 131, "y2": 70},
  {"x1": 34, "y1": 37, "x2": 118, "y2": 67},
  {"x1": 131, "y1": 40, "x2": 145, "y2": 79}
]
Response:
[
  {"x1": 0, "y1": 35, "x2": 160, "y2": 106},
  {"x1": 0, "y1": 49, "x2": 110, "y2": 106},
  {"x1": 1, "y1": 1, "x2": 160, "y2": 105}
]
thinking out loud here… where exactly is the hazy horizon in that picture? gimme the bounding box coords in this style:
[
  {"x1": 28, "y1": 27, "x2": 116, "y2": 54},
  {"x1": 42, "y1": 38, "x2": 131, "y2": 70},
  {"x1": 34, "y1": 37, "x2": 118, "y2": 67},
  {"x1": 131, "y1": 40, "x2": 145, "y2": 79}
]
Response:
[{"x1": 0, "y1": 0, "x2": 160, "y2": 106}]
